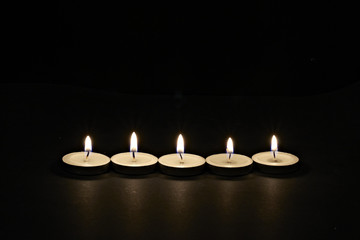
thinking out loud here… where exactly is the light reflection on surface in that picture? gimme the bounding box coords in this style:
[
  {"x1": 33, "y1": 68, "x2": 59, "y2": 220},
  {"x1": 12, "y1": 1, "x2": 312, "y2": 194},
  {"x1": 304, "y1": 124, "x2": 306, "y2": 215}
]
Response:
[
  {"x1": 120, "y1": 178, "x2": 147, "y2": 226},
  {"x1": 60, "y1": 180, "x2": 103, "y2": 238},
  {"x1": 217, "y1": 180, "x2": 236, "y2": 214},
  {"x1": 162, "y1": 179, "x2": 195, "y2": 233},
  {"x1": 55, "y1": 174, "x2": 299, "y2": 239},
  {"x1": 254, "y1": 177, "x2": 288, "y2": 229},
  {"x1": 212, "y1": 178, "x2": 252, "y2": 227},
  {"x1": 61, "y1": 177, "x2": 150, "y2": 238}
]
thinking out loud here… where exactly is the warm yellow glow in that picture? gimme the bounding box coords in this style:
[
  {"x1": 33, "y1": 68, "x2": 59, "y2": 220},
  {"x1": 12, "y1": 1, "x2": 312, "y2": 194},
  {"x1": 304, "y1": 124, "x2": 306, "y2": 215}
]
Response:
[
  {"x1": 84, "y1": 136, "x2": 92, "y2": 152},
  {"x1": 271, "y1": 135, "x2": 278, "y2": 151},
  {"x1": 130, "y1": 132, "x2": 138, "y2": 152},
  {"x1": 226, "y1": 137, "x2": 234, "y2": 154},
  {"x1": 177, "y1": 134, "x2": 184, "y2": 154}
]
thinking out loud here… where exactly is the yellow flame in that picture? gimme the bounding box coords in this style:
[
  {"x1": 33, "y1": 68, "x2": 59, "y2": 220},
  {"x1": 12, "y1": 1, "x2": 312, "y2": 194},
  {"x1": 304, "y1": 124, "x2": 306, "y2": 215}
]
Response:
[
  {"x1": 130, "y1": 132, "x2": 138, "y2": 152},
  {"x1": 271, "y1": 135, "x2": 278, "y2": 151},
  {"x1": 177, "y1": 134, "x2": 184, "y2": 153},
  {"x1": 85, "y1": 136, "x2": 92, "y2": 152},
  {"x1": 226, "y1": 137, "x2": 234, "y2": 154}
]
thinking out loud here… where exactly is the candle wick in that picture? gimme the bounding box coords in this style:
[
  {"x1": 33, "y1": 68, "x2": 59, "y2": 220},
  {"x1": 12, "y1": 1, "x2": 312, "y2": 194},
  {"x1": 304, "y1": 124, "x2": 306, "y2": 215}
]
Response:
[
  {"x1": 272, "y1": 151, "x2": 276, "y2": 161},
  {"x1": 132, "y1": 151, "x2": 136, "y2": 161},
  {"x1": 227, "y1": 152, "x2": 232, "y2": 163},
  {"x1": 85, "y1": 151, "x2": 90, "y2": 162},
  {"x1": 179, "y1": 152, "x2": 184, "y2": 163}
]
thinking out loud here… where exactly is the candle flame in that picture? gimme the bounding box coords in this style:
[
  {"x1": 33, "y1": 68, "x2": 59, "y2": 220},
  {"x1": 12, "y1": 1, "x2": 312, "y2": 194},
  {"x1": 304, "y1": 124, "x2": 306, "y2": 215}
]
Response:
[
  {"x1": 85, "y1": 136, "x2": 92, "y2": 152},
  {"x1": 271, "y1": 135, "x2": 278, "y2": 151},
  {"x1": 130, "y1": 132, "x2": 138, "y2": 152},
  {"x1": 177, "y1": 134, "x2": 184, "y2": 154},
  {"x1": 226, "y1": 137, "x2": 234, "y2": 154},
  {"x1": 271, "y1": 135, "x2": 278, "y2": 159}
]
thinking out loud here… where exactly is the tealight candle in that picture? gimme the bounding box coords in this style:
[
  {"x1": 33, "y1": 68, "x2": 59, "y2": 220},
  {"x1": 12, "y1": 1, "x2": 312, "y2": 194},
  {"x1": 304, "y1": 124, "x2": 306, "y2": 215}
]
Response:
[
  {"x1": 62, "y1": 136, "x2": 110, "y2": 175},
  {"x1": 206, "y1": 137, "x2": 253, "y2": 176},
  {"x1": 159, "y1": 134, "x2": 205, "y2": 176},
  {"x1": 111, "y1": 132, "x2": 158, "y2": 175},
  {"x1": 252, "y1": 135, "x2": 299, "y2": 174}
]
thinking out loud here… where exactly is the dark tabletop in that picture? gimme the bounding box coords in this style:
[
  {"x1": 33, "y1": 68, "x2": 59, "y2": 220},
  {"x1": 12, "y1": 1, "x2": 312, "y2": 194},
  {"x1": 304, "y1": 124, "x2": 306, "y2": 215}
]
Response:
[{"x1": 1, "y1": 82, "x2": 359, "y2": 239}]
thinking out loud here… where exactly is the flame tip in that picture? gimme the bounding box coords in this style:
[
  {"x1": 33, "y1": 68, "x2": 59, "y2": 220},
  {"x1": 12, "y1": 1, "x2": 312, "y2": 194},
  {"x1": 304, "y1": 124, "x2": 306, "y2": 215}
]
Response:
[
  {"x1": 226, "y1": 137, "x2": 234, "y2": 153},
  {"x1": 177, "y1": 134, "x2": 185, "y2": 153},
  {"x1": 130, "y1": 131, "x2": 138, "y2": 152},
  {"x1": 84, "y1": 135, "x2": 92, "y2": 152},
  {"x1": 271, "y1": 135, "x2": 278, "y2": 151}
]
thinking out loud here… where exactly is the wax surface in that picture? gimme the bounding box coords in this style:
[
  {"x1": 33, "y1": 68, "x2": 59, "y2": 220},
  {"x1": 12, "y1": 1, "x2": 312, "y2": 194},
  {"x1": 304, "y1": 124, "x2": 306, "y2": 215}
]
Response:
[
  {"x1": 159, "y1": 153, "x2": 205, "y2": 168},
  {"x1": 206, "y1": 153, "x2": 253, "y2": 168},
  {"x1": 111, "y1": 152, "x2": 158, "y2": 167},
  {"x1": 62, "y1": 152, "x2": 110, "y2": 167},
  {"x1": 252, "y1": 151, "x2": 299, "y2": 166}
]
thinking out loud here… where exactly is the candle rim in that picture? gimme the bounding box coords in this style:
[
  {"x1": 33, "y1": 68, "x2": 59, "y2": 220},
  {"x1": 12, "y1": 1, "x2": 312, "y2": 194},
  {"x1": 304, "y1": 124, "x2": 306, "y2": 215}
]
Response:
[
  {"x1": 252, "y1": 151, "x2": 299, "y2": 166},
  {"x1": 159, "y1": 153, "x2": 205, "y2": 167},
  {"x1": 206, "y1": 153, "x2": 253, "y2": 168},
  {"x1": 111, "y1": 152, "x2": 158, "y2": 167},
  {"x1": 62, "y1": 151, "x2": 110, "y2": 167}
]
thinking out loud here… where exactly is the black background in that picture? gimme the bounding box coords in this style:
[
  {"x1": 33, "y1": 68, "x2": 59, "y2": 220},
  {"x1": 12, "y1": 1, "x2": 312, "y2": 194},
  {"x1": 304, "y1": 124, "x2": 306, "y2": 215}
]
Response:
[
  {"x1": 7, "y1": 1, "x2": 358, "y2": 95},
  {"x1": 3, "y1": 1, "x2": 360, "y2": 239}
]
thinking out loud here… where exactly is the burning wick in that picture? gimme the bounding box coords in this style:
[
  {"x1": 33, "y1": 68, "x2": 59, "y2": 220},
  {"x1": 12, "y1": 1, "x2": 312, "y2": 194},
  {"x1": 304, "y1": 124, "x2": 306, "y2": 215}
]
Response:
[
  {"x1": 130, "y1": 132, "x2": 137, "y2": 162},
  {"x1": 131, "y1": 151, "x2": 135, "y2": 160},
  {"x1": 271, "y1": 135, "x2": 278, "y2": 161},
  {"x1": 177, "y1": 134, "x2": 184, "y2": 164},
  {"x1": 84, "y1": 135, "x2": 92, "y2": 162},
  {"x1": 226, "y1": 137, "x2": 234, "y2": 163},
  {"x1": 179, "y1": 153, "x2": 184, "y2": 164}
]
